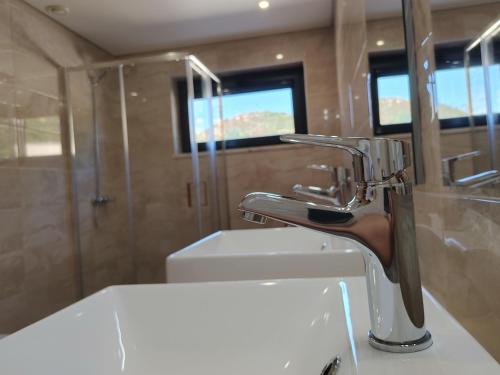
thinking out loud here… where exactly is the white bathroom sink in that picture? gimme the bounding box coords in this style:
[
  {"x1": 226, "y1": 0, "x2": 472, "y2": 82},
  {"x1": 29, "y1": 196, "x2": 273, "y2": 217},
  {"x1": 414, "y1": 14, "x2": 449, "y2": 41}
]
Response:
[
  {"x1": 0, "y1": 277, "x2": 497, "y2": 374},
  {"x1": 166, "y1": 227, "x2": 364, "y2": 282},
  {"x1": 0, "y1": 279, "x2": 351, "y2": 375}
]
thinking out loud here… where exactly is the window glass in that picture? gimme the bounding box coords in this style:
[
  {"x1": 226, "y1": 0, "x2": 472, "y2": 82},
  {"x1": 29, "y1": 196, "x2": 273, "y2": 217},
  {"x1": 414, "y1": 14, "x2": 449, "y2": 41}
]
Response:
[
  {"x1": 488, "y1": 64, "x2": 500, "y2": 114},
  {"x1": 435, "y1": 65, "x2": 500, "y2": 118},
  {"x1": 193, "y1": 88, "x2": 295, "y2": 143},
  {"x1": 23, "y1": 116, "x2": 62, "y2": 157},
  {"x1": 178, "y1": 63, "x2": 307, "y2": 152},
  {"x1": 370, "y1": 42, "x2": 500, "y2": 135},
  {"x1": 376, "y1": 74, "x2": 412, "y2": 125},
  {"x1": 436, "y1": 66, "x2": 485, "y2": 118}
]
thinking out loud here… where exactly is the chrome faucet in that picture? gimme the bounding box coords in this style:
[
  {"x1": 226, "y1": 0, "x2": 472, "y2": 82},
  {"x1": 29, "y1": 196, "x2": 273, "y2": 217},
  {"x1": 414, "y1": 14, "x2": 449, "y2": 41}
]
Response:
[
  {"x1": 239, "y1": 134, "x2": 432, "y2": 353},
  {"x1": 442, "y1": 151, "x2": 500, "y2": 188},
  {"x1": 293, "y1": 164, "x2": 352, "y2": 206}
]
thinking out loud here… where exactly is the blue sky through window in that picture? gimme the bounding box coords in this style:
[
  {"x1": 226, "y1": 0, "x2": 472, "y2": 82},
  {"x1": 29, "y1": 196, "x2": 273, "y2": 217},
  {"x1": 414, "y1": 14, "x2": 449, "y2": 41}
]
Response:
[
  {"x1": 377, "y1": 65, "x2": 500, "y2": 125},
  {"x1": 435, "y1": 66, "x2": 488, "y2": 117},
  {"x1": 222, "y1": 88, "x2": 294, "y2": 118},
  {"x1": 377, "y1": 74, "x2": 412, "y2": 125},
  {"x1": 193, "y1": 87, "x2": 295, "y2": 142},
  {"x1": 377, "y1": 74, "x2": 411, "y2": 101}
]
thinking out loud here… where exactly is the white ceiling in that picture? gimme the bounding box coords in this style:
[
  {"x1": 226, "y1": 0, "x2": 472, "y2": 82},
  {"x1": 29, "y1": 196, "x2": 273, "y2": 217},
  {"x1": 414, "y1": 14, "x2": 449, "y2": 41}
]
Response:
[
  {"x1": 24, "y1": 0, "x2": 332, "y2": 55},
  {"x1": 24, "y1": 0, "x2": 499, "y2": 56}
]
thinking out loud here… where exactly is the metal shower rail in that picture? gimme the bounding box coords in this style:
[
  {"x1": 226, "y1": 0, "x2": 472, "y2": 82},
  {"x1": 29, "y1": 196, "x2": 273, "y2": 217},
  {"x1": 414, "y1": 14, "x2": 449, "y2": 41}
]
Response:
[{"x1": 64, "y1": 51, "x2": 221, "y2": 83}]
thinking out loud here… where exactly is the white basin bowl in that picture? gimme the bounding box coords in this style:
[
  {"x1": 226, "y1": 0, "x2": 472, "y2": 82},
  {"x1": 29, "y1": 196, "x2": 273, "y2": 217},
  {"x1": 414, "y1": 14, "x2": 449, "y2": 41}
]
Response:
[
  {"x1": 166, "y1": 227, "x2": 365, "y2": 282},
  {"x1": 0, "y1": 277, "x2": 497, "y2": 374}
]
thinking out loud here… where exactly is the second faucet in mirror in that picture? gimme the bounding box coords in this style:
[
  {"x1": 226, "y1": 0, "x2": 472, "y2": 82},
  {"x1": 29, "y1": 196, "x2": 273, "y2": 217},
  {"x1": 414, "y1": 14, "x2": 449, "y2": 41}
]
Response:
[{"x1": 293, "y1": 164, "x2": 353, "y2": 206}]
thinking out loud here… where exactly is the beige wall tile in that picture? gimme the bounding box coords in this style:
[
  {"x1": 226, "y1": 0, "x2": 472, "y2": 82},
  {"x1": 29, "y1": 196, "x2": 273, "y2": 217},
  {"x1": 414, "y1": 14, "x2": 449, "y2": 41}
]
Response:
[
  {"x1": 0, "y1": 0, "x2": 110, "y2": 333},
  {"x1": 0, "y1": 208, "x2": 23, "y2": 256},
  {"x1": 0, "y1": 252, "x2": 24, "y2": 300}
]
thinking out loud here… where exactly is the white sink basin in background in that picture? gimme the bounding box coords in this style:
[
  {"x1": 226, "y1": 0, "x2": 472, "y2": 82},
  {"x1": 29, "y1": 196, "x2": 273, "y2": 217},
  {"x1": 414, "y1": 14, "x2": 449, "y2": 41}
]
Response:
[
  {"x1": 166, "y1": 227, "x2": 365, "y2": 282},
  {"x1": 0, "y1": 277, "x2": 498, "y2": 374}
]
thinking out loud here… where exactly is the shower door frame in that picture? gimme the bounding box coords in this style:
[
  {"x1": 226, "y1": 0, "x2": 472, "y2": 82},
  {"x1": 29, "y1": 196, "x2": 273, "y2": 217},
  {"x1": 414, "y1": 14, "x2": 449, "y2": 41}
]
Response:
[{"x1": 63, "y1": 52, "x2": 227, "y2": 298}]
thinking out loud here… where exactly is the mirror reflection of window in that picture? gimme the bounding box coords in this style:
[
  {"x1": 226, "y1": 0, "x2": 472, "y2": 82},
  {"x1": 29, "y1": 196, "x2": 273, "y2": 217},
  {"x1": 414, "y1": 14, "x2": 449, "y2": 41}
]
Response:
[
  {"x1": 369, "y1": 40, "x2": 500, "y2": 134},
  {"x1": 2, "y1": 116, "x2": 63, "y2": 159},
  {"x1": 436, "y1": 67, "x2": 483, "y2": 118},
  {"x1": 376, "y1": 74, "x2": 412, "y2": 126},
  {"x1": 22, "y1": 116, "x2": 62, "y2": 157}
]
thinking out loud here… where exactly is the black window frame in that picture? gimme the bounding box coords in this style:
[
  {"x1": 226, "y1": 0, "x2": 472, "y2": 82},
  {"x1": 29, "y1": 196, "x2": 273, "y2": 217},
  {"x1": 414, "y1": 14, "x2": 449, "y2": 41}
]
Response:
[
  {"x1": 369, "y1": 41, "x2": 500, "y2": 136},
  {"x1": 176, "y1": 63, "x2": 308, "y2": 152}
]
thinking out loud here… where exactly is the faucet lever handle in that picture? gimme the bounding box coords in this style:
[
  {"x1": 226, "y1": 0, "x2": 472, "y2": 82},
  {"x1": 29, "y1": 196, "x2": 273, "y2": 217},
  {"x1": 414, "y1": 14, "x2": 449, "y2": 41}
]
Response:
[{"x1": 281, "y1": 134, "x2": 411, "y2": 183}]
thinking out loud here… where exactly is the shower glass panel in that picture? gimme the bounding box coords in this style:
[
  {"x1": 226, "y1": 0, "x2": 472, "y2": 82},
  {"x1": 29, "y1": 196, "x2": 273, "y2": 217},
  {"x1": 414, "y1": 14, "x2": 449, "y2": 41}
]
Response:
[
  {"x1": 185, "y1": 57, "x2": 229, "y2": 237},
  {"x1": 65, "y1": 67, "x2": 135, "y2": 296},
  {"x1": 65, "y1": 53, "x2": 228, "y2": 294},
  {"x1": 463, "y1": 19, "x2": 500, "y2": 189}
]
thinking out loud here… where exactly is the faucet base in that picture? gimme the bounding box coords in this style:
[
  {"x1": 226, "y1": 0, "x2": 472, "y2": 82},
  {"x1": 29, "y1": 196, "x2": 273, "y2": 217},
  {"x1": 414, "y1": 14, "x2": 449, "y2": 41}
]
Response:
[{"x1": 368, "y1": 331, "x2": 433, "y2": 353}]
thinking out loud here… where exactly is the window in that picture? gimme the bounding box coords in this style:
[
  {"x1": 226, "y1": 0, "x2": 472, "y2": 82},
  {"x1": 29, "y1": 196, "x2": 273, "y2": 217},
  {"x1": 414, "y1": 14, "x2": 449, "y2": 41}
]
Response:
[
  {"x1": 176, "y1": 63, "x2": 307, "y2": 152},
  {"x1": 22, "y1": 116, "x2": 63, "y2": 157},
  {"x1": 377, "y1": 74, "x2": 412, "y2": 125},
  {"x1": 369, "y1": 51, "x2": 412, "y2": 134},
  {"x1": 0, "y1": 116, "x2": 62, "y2": 160},
  {"x1": 369, "y1": 42, "x2": 500, "y2": 135}
]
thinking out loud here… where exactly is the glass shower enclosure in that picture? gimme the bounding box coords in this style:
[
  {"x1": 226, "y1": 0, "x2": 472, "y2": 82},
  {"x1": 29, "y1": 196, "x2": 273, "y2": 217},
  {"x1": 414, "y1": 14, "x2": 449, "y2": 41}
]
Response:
[
  {"x1": 459, "y1": 19, "x2": 500, "y2": 188},
  {"x1": 64, "y1": 53, "x2": 228, "y2": 296}
]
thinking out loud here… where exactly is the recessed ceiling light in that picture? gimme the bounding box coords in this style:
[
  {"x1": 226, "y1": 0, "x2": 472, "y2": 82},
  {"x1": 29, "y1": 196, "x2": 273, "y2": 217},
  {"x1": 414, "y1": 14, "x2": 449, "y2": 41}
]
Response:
[
  {"x1": 258, "y1": 1, "x2": 270, "y2": 10},
  {"x1": 376, "y1": 40, "x2": 385, "y2": 47},
  {"x1": 44, "y1": 5, "x2": 70, "y2": 16},
  {"x1": 130, "y1": 91, "x2": 138, "y2": 97},
  {"x1": 275, "y1": 53, "x2": 284, "y2": 60}
]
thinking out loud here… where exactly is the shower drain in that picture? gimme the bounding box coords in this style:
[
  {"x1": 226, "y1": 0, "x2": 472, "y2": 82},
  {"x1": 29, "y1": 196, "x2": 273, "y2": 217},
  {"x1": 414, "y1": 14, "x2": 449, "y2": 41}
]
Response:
[{"x1": 320, "y1": 355, "x2": 341, "y2": 375}]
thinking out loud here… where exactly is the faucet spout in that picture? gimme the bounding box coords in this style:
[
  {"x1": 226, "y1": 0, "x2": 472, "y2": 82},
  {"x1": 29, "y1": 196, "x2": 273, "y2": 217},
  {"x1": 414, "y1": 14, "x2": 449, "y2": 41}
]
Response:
[
  {"x1": 239, "y1": 134, "x2": 432, "y2": 353},
  {"x1": 239, "y1": 191, "x2": 396, "y2": 266},
  {"x1": 239, "y1": 176, "x2": 432, "y2": 353}
]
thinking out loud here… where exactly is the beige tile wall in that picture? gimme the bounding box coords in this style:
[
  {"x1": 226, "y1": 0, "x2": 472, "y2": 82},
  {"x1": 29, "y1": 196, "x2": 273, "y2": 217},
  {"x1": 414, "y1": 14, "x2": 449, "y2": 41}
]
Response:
[
  {"x1": 415, "y1": 191, "x2": 500, "y2": 360},
  {"x1": 0, "y1": 0, "x2": 110, "y2": 332}
]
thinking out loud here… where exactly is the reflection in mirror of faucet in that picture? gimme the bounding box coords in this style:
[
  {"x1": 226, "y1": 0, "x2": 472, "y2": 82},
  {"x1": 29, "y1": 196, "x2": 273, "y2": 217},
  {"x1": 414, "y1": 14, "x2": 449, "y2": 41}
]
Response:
[
  {"x1": 293, "y1": 164, "x2": 353, "y2": 206},
  {"x1": 239, "y1": 134, "x2": 432, "y2": 353},
  {"x1": 442, "y1": 151, "x2": 500, "y2": 188}
]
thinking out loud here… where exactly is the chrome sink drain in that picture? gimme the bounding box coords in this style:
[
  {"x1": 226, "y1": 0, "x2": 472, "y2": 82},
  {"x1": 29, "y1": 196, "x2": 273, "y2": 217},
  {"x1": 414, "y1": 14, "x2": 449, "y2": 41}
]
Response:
[{"x1": 320, "y1": 355, "x2": 341, "y2": 375}]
